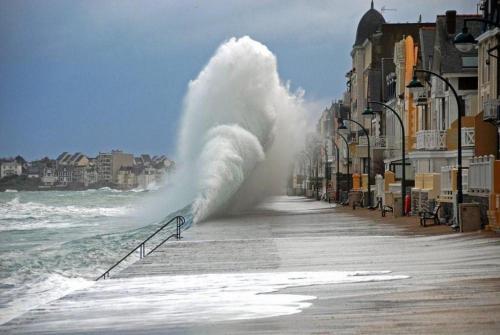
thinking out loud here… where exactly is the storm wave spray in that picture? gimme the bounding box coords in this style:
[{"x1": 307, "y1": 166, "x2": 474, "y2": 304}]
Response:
[{"x1": 157, "y1": 36, "x2": 307, "y2": 223}]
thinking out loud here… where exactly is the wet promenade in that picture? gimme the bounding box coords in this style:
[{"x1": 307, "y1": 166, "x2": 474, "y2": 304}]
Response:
[{"x1": 3, "y1": 197, "x2": 500, "y2": 334}]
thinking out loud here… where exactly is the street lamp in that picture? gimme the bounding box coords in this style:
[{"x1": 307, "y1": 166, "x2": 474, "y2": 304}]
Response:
[
  {"x1": 332, "y1": 140, "x2": 340, "y2": 202},
  {"x1": 337, "y1": 133, "x2": 350, "y2": 201},
  {"x1": 453, "y1": 18, "x2": 500, "y2": 56},
  {"x1": 304, "y1": 145, "x2": 323, "y2": 200},
  {"x1": 338, "y1": 118, "x2": 372, "y2": 207},
  {"x1": 313, "y1": 145, "x2": 322, "y2": 200},
  {"x1": 323, "y1": 140, "x2": 329, "y2": 199},
  {"x1": 453, "y1": 24, "x2": 477, "y2": 53},
  {"x1": 406, "y1": 75, "x2": 425, "y2": 95},
  {"x1": 296, "y1": 154, "x2": 309, "y2": 195},
  {"x1": 407, "y1": 70, "x2": 463, "y2": 227},
  {"x1": 364, "y1": 102, "x2": 406, "y2": 215},
  {"x1": 298, "y1": 151, "x2": 313, "y2": 196}
]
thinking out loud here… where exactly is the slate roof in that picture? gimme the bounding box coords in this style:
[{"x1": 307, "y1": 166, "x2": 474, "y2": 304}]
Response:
[
  {"x1": 56, "y1": 152, "x2": 69, "y2": 162},
  {"x1": 419, "y1": 27, "x2": 436, "y2": 71},
  {"x1": 141, "y1": 154, "x2": 152, "y2": 163}
]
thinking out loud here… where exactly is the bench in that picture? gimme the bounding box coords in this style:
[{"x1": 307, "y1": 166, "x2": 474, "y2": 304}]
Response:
[
  {"x1": 419, "y1": 204, "x2": 441, "y2": 227},
  {"x1": 381, "y1": 205, "x2": 393, "y2": 217}
]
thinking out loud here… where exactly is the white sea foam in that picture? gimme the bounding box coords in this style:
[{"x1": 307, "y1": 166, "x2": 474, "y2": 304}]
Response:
[
  {"x1": 0, "y1": 197, "x2": 130, "y2": 231},
  {"x1": 0, "y1": 271, "x2": 408, "y2": 330},
  {"x1": 148, "y1": 36, "x2": 306, "y2": 223},
  {"x1": 98, "y1": 187, "x2": 113, "y2": 191},
  {"x1": 0, "y1": 274, "x2": 94, "y2": 325},
  {"x1": 130, "y1": 182, "x2": 160, "y2": 193}
]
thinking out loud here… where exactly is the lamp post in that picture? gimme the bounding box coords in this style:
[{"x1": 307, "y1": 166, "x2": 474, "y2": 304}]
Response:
[
  {"x1": 314, "y1": 145, "x2": 321, "y2": 200},
  {"x1": 407, "y1": 70, "x2": 463, "y2": 226},
  {"x1": 296, "y1": 155, "x2": 309, "y2": 195},
  {"x1": 338, "y1": 118, "x2": 372, "y2": 207},
  {"x1": 364, "y1": 101, "x2": 406, "y2": 215},
  {"x1": 337, "y1": 133, "x2": 350, "y2": 193},
  {"x1": 323, "y1": 140, "x2": 329, "y2": 199},
  {"x1": 331, "y1": 139, "x2": 340, "y2": 202},
  {"x1": 299, "y1": 151, "x2": 313, "y2": 196},
  {"x1": 305, "y1": 145, "x2": 322, "y2": 200}
]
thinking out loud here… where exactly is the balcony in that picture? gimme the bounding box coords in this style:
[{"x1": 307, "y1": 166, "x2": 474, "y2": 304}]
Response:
[
  {"x1": 357, "y1": 136, "x2": 398, "y2": 149},
  {"x1": 416, "y1": 130, "x2": 447, "y2": 150},
  {"x1": 483, "y1": 99, "x2": 500, "y2": 123}
]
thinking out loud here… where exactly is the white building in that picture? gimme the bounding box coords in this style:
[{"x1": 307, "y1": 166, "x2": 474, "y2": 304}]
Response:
[
  {"x1": 83, "y1": 165, "x2": 98, "y2": 187},
  {"x1": 0, "y1": 160, "x2": 22, "y2": 179},
  {"x1": 136, "y1": 166, "x2": 157, "y2": 189},
  {"x1": 41, "y1": 167, "x2": 57, "y2": 186}
]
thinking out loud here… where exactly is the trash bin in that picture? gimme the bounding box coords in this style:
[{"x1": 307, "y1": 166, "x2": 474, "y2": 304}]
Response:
[
  {"x1": 349, "y1": 191, "x2": 362, "y2": 209},
  {"x1": 459, "y1": 203, "x2": 481, "y2": 232},
  {"x1": 393, "y1": 195, "x2": 403, "y2": 217}
]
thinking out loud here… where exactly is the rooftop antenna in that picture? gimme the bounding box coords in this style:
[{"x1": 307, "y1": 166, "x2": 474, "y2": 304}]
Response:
[{"x1": 381, "y1": 5, "x2": 397, "y2": 13}]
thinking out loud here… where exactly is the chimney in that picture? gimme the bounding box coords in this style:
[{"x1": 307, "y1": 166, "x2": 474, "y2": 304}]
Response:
[{"x1": 446, "y1": 10, "x2": 457, "y2": 34}]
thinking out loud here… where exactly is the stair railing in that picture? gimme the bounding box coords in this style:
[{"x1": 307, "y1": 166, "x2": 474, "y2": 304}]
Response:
[{"x1": 96, "y1": 215, "x2": 185, "y2": 280}]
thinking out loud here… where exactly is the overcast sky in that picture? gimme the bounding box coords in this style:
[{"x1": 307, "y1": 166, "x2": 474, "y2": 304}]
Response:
[{"x1": 0, "y1": 0, "x2": 476, "y2": 160}]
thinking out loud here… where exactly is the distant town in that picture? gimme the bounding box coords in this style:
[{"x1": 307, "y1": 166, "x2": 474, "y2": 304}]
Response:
[{"x1": 0, "y1": 150, "x2": 175, "y2": 191}]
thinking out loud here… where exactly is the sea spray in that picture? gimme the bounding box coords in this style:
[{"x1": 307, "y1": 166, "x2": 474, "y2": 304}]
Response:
[
  {"x1": 163, "y1": 36, "x2": 307, "y2": 223},
  {"x1": 191, "y1": 125, "x2": 265, "y2": 222}
]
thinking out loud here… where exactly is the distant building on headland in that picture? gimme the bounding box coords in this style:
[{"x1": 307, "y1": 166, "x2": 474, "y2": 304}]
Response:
[
  {"x1": 0, "y1": 158, "x2": 23, "y2": 179},
  {"x1": 0, "y1": 150, "x2": 175, "y2": 191}
]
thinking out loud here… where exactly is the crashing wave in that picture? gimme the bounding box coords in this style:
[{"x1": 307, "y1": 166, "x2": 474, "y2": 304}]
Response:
[{"x1": 165, "y1": 36, "x2": 305, "y2": 223}]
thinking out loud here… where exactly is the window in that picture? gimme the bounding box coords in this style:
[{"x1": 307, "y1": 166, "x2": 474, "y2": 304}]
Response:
[
  {"x1": 462, "y1": 56, "x2": 478, "y2": 68},
  {"x1": 440, "y1": 98, "x2": 446, "y2": 130},
  {"x1": 458, "y1": 77, "x2": 478, "y2": 90},
  {"x1": 483, "y1": 44, "x2": 490, "y2": 84}
]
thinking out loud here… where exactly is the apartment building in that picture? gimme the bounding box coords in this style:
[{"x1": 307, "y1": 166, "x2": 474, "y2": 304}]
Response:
[{"x1": 97, "y1": 152, "x2": 112, "y2": 183}]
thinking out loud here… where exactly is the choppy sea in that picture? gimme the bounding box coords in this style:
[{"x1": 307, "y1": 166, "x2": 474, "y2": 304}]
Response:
[{"x1": 0, "y1": 188, "x2": 189, "y2": 325}]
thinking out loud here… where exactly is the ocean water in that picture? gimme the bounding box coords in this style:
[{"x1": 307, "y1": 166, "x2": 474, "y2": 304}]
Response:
[{"x1": 0, "y1": 189, "x2": 190, "y2": 325}]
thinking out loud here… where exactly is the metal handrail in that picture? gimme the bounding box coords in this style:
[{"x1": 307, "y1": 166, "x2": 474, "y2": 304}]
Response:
[{"x1": 96, "y1": 215, "x2": 185, "y2": 280}]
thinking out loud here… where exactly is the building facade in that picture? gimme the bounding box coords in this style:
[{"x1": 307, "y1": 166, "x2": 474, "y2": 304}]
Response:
[
  {"x1": 297, "y1": 1, "x2": 500, "y2": 230},
  {"x1": 0, "y1": 160, "x2": 23, "y2": 179}
]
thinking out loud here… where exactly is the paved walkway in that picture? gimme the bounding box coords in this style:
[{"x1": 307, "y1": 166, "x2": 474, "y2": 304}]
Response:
[{"x1": 3, "y1": 197, "x2": 500, "y2": 334}]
